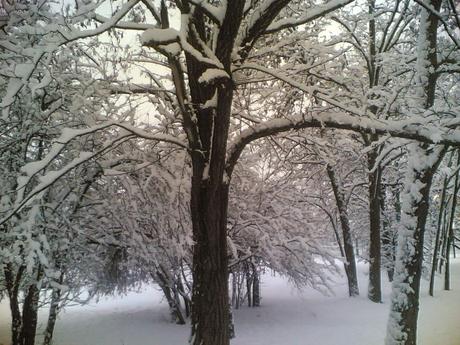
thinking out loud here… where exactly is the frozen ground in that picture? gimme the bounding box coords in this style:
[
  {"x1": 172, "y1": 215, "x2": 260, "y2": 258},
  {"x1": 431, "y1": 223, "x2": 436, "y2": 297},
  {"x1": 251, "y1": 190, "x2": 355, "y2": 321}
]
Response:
[{"x1": 1, "y1": 259, "x2": 460, "y2": 345}]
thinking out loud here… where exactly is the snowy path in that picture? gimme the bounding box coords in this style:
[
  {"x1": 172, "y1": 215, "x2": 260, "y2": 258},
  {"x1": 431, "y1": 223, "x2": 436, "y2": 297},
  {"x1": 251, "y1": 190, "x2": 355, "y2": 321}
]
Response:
[{"x1": 1, "y1": 259, "x2": 459, "y2": 345}]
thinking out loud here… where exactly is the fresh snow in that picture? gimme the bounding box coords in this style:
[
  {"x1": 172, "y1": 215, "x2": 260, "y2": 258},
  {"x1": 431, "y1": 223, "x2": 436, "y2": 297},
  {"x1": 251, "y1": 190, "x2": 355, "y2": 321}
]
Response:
[
  {"x1": 198, "y1": 68, "x2": 230, "y2": 84},
  {"x1": 140, "y1": 28, "x2": 180, "y2": 45},
  {"x1": 1, "y1": 259, "x2": 459, "y2": 345}
]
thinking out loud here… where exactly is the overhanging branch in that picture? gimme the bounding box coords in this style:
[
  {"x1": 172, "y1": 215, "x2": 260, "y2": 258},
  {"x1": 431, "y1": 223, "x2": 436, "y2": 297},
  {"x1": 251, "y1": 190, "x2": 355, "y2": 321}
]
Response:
[{"x1": 225, "y1": 112, "x2": 460, "y2": 176}]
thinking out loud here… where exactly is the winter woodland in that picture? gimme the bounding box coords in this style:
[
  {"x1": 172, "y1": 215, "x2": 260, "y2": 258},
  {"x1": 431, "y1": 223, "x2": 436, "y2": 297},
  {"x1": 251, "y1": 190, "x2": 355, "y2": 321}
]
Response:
[{"x1": 0, "y1": 0, "x2": 459, "y2": 345}]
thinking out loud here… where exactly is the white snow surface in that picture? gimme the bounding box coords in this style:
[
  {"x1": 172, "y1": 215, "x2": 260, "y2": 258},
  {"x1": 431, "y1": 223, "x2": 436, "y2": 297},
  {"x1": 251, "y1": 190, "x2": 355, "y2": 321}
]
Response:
[{"x1": 1, "y1": 259, "x2": 460, "y2": 345}]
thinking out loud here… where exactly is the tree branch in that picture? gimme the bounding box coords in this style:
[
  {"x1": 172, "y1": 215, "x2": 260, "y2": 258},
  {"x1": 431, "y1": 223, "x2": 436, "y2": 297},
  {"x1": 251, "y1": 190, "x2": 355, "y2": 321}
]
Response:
[
  {"x1": 266, "y1": 0, "x2": 354, "y2": 34},
  {"x1": 225, "y1": 112, "x2": 460, "y2": 176}
]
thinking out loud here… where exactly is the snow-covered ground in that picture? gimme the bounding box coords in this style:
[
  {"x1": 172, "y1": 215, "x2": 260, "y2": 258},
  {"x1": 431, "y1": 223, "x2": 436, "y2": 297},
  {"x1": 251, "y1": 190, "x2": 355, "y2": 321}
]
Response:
[{"x1": 1, "y1": 259, "x2": 459, "y2": 345}]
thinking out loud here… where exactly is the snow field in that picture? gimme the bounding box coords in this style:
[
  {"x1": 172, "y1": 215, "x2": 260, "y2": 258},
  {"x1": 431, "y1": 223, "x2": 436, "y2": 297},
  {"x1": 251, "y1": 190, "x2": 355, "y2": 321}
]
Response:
[{"x1": 1, "y1": 259, "x2": 459, "y2": 345}]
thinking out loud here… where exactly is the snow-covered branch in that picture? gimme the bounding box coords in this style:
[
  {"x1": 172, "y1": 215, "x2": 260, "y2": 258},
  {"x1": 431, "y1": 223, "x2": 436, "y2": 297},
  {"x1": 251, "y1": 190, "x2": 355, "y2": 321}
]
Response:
[
  {"x1": 62, "y1": 0, "x2": 141, "y2": 42},
  {"x1": 414, "y1": 0, "x2": 460, "y2": 49},
  {"x1": 226, "y1": 111, "x2": 460, "y2": 174},
  {"x1": 93, "y1": 14, "x2": 156, "y2": 31},
  {"x1": 266, "y1": 0, "x2": 354, "y2": 34}
]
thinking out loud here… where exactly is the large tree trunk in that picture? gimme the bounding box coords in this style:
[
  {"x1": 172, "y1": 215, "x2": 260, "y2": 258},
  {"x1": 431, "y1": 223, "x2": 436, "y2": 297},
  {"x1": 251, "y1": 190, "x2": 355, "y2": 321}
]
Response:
[
  {"x1": 326, "y1": 164, "x2": 359, "y2": 297},
  {"x1": 385, "y1": 1, "x2": 442, "y2": 344},
  {"x1": 188, "y1": 49, "x2": 236, "y2": 345},
  {"x1": 190, "y1": 177, "x2": 231, "y2": 345},
  {"x1": 185, "y1": 3, "x2": 246, "y2": 343},
  {"x1": 385, "y1": 146, "x2": 444, "y2": 345},
  {"x1": 20, "y1": 268, "x2": 42, "y2": 345}
]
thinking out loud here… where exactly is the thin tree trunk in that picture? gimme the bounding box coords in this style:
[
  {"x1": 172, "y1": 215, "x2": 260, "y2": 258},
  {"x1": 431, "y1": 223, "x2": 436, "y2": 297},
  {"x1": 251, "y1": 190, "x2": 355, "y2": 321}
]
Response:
[
  {"x1": 445, "y1": 231, "x2": 452, "y2": 290},
  {"x1": 231, "y1": 272, "x2": 237, "y2": 307},
  {"x1": 429, "y1": 171, "x2": 450, "y2": 295},
  {"x1": 326, "y1": 164, "x2": 359, "y2": 297},
  {"x1": 155, "y1": 270, "x2": 186, "y2": 325},
  {"x1": 43, "y1": 285, "x2": 62, "y2": 345},
  {"x1": 381, "y1": 184, "x2": 395, "y2": 282},
  {"x1": 177, "y1": 276, "x2": 191, "y2": 318},
  {"x1": 252, "y1": 263, "x2": 260, "y2": 307},
  {"x1": 332, "y1": 214, "x2": 346, "y2": 258},
  {"x1": 368, "y1": 147, "x2": 382, "y2": 302},
  {"x1": 453, "y1": 237, "x2": 457, "y2": 258},
  {"x1": 444, "y1": 152, "x2": 460, "y2": 290},
  {"x1": 246, "y1": 263, "x2": 253, "y2": 307},
  {"x1": 366, "y1": 0, "x2": 382, "y2": 303},
  {"x1": 228, "y1": 304, "x2": 235, "y2": 339},
  {"x1": 438, "y1": 201, "x2": 450, "y2": 273},
  {"x1": 4, "y1": 264, "x2": 24, "y2": 345},
  {"x1": 235, "y1": 271, "x2": 241, "y2": 310}
]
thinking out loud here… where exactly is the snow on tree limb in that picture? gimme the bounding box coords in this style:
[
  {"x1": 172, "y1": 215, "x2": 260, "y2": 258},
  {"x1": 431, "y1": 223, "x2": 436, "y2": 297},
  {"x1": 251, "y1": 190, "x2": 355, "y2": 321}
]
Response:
[
  {"x1": 238, "y1": 0, "x2": 291, "y2": 58},
  {"x1": 265, "y1": 0, "x2": 354, "y2": 34},
  {"x1": 62, "y1": 0, "x2": 141, "y2": 42},
  {"x1": 188, "y1": 0, "x2": 225, "y2": 25},
  {"x1": 141, "y1": 28, "x2": 180, "y2": 47},
  {"x1": 0, "y1": 121, "x2": 187, "y2": 225},
  {"x1": 226, "y1": 112, "x2": 460, "y2": 174},
  {"x1": 414, "y1": 0, "x2": 460, "y2": 49},
  {"x1": 93, "y1": 14, "x2": 156, "y2": 31}
]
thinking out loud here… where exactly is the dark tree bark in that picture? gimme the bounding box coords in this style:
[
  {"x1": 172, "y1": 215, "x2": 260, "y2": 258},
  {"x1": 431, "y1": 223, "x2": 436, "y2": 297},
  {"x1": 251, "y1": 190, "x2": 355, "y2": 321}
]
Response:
[
  {"x1": 326, "y1": 164, "x2": 359, "y2": 297},
  {"x1": 367, "y1": 145, "x2": 382, "y2": 302},
  {"x1": 189, "y1": 179, "x2": 231, "y2": 345},
  {"x1": 4, "y1": 264, "x2": 24, "y2": 345},
  {"x1": 246, "y1": 263, "x2": 253, "y2": 307},
  {"x1": 4, "y1": 264, "x2": 44, "y2": 345},
  {"x1": 429, "y1": 168, "x2": 450, "y2": 296},
  {"x1": 252, "y1": 263, "x2": 261, "y2": 307},
  {"x1": 21, "y1": 282, "x2": 40, "y2": 345},
  {"x1": 186, "y1": 4, "x2": 246, "y2": 344},
  {"x1": 43, "y1": 282, "x2": 63, "y2": 345},
  {"x1": 361, "y1": 0, "x2": 383, "y2": 302}
]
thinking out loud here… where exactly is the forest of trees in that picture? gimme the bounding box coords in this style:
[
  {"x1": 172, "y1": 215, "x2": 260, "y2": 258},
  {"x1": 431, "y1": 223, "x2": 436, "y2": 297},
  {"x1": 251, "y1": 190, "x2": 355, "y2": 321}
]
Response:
[{"x1": 0, "y1": 0, "x2": 459, "y2": 345}]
